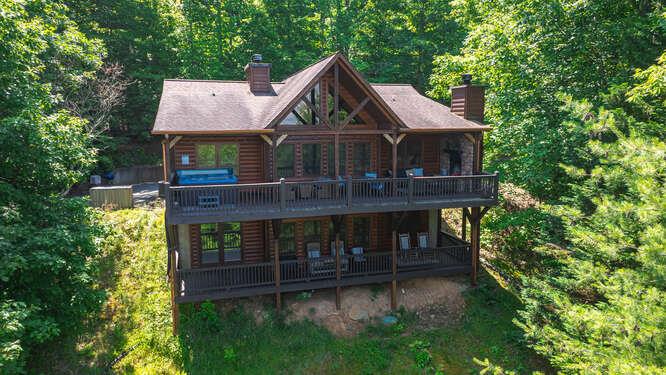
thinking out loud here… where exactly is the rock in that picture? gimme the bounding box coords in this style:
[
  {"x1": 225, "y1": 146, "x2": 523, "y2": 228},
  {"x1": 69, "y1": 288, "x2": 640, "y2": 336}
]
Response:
[{"x1": 348, "y1": 305, "x2": 369, "y2": 321}]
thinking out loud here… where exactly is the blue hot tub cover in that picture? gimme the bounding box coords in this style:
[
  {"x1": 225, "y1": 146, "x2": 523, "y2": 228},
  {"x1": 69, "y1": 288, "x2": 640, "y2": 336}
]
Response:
[{"x1": 176, "y1": 168, "x2": 238, "y2": 185}]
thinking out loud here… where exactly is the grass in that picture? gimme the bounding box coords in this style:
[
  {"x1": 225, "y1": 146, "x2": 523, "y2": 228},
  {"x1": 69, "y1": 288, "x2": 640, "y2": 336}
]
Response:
[{"x1": 33, "y1": 207, "x2": 550, "y2": 374}]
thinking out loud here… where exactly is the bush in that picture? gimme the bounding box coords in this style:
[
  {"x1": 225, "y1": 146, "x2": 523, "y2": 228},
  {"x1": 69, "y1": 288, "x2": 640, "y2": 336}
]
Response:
[{"x1": 0, "y1": 197, "x2": 106, "y2": 373}]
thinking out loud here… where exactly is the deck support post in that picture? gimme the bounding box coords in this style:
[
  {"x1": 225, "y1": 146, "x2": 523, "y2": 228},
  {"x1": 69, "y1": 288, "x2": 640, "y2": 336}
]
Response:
[
  {"x1": 391, "y1": 133, "x2": 398, "y2": 178},
  {"x1": 335, "y1": 232, "x2": 341, "y2": 310},
  {"x1": 274, "y1": 238, "x2": 282, "y2": 310},
  {"x1": 461, "y1": 208, "x2": 467, "y2": 241},
  {"x1": 334, "y1": 133, "x2": 340, "y2": 177},
  {"x1": 271, "y1": 134, "x2": 278, "y2": 181},
  {"x1": 272, "y1": 219, "x2": 282, "y2": 310},
  {"x1": 407, "y1": 175, "x2": 414, "y2": 203},
  {"x1": 332, "y1": 215, "x2": 343, "y2": 310},
  {"x1": 473, "y1": 132, "x2": 484, "y2": 173},
  {"x1": 346, "y1": 176, "x2": 352, "y2": 207},
  {"x1": 162, "y1": 140, "x2": 168, "y2": 182},
  {"x1": 470, "y1": 207, "x2": 481, "y2": 286},
  {"x1": 163, "y1": 134, "x2": 173, "y2": 183},
  {"x1": 279, "y1": 178, "x2": 286, "y2": 210},
  {"x1": 169, "y1": 247, "x2": 179, "y2": 335},
  {"x1": 391, "y1": 229, "x2": 398, "y2": 310}
]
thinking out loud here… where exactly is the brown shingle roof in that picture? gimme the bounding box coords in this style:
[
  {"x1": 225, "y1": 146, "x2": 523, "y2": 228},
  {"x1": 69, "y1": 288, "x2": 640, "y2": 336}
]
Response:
[
  {"x1": 371, "y1": 84, "x2": 488, "y2": 131},
  {"x1": 152, "y1": 53, "x2": 488, "y2": 134},
  {"x1": 152, "y1": 80, "x2": 281, "y2": 134}
]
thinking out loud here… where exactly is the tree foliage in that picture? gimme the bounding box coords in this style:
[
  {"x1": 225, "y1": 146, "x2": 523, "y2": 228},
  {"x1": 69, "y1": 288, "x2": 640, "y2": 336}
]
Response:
[
  {"x1": 0, "y1": 1, "x2": 105, "y2": 372},
  {"x1": 515, "y1": 53, "x2": 666, "y2": 372},
  {"x1": 429, "y1": 0, "x2": 665, "y2": 199},
  {"x1": 428, "y1": 2, "x2": 665, "y2": 371},
  {"x1": 63, "y1": 0, "x2": 463, "y2": 168},
  {"x1": 1, "y1": 0, "x2": 665, "y2": 373}
]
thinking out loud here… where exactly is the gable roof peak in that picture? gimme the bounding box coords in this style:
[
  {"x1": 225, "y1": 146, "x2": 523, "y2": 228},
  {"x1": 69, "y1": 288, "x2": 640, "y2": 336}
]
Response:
[
  {"x1": 152, "y1": 52, "x2": 488, "y2": 135},
  {"x1": 280, "y1": 52, "x2": 341, "y2": 83},
  {"x1": 264, "y1": 51, "x2": 407, "y2": 129}
]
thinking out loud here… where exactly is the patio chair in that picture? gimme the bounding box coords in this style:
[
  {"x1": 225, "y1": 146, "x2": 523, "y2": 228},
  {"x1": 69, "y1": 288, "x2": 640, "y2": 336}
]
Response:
[
  {"x1": 351, "y1": 246, "x2": 366, "y2": 262},
  {"x1": 299, "y1": 183, "x2": 315, "y2": 200},
  {"x1": 398, "y1": 233, "x2": 428, "y2": 267},
  {"x1": 330, "y1": 241, "x2": 346, "y2": 257},
  {"x1": 365, "y1": 172, "x2": 384, "y2": 195},
  {"x1": 417, "y1": 232, "x2": 430, "y2": 249},
  {"x1": 329, "y1": 241, "x2": 350, "y2": 271},
  {"x1": 315, "y1": 177, "x2": 333, "y2": 199},
  {"x1": 307, "y1": 243, "x2": 329, "y2": 275},
  {"x1": 306, "y1": 241, "x2": 321, "y2": 255},
  {"x1": 406, "y1": 168, "x2": 424, "y2": 177},
  {"x1": 398, "y1": 233, "x2": 411, "y2": 252},
  {"x1": 416, "y1": 232, "x2": 437, "y2": 264}
]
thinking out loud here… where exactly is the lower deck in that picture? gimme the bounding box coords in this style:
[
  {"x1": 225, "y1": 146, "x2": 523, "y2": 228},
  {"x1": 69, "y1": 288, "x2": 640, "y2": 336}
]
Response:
[{"x1": 174, "y1": 233, "x2": 470, "y2": 303}]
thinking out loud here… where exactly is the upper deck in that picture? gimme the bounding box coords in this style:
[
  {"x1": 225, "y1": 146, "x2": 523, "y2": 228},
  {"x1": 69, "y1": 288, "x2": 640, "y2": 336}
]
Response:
[{"x1": 163, "y1": 172, "x2": 498, "y2": 224}]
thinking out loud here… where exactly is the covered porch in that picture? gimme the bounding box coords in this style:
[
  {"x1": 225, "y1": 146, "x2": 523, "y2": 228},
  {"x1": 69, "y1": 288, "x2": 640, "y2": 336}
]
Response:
[{"x1": 172, "y1": 232, "x2": 470, "y2": 303}]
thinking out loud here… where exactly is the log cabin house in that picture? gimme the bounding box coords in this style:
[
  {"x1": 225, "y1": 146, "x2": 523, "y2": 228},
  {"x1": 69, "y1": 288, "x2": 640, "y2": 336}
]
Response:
[{"x1": 152, "y1": 52, "x2": 498, "y2": 329}]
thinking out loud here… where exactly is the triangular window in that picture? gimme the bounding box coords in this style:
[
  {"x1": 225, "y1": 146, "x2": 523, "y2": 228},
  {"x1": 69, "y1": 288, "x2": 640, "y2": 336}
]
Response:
[
  {"x1": 280, "y1": 83, "x2": 322, "y2": 126},
  {"x1": 327, "y1": 84, "x2": 362, "y2": 125}
]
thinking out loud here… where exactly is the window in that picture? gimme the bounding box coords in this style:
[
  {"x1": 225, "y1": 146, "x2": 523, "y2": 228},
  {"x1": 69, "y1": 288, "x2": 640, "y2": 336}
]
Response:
[
  {"x1": 278, "y1": 222, "x2": 296, "y2": 259},
  {"x1": 277, "y1": 144, "x2": 295, "y2": 178},
  {"x1": 302, "y1": 144, "x2": 321, "y2": 176},
  {"x1": 222, "y1": 222, "x2": 241, "y2": 262},
  {"x1": 326, "y1": 143, "x2": 346, "y2": 177},
  {"x1": 339, "y1": 143, "x2": 347, "y2": 176},
  {"x1": 398, "y1": 139, "x2": 422, "y2": 170},
  {"x1": 196, "y1": 144, "x2": 216, "y2": 168},
  {"x1": 280, "y1": 83, "x2": 321, "y2": 126},
  {"x1": 327, "y1": 85, "x2": 362, "y2": 125},
  {"x1": 219, "y1": 144, "x2": 238, "y2": 172},
  {"x1": 352, "y1": 143, "x2": 371, "y2": 176},
  {"x1": 352, "y1": 217, "x2": 370, "y2": 248},
  {"x1": 200, "y1": 223, "x2": 219, "y2": 264},
  {"x1": 199, "y1": 223, "x2": 242, "y2": 264},
  {"x1": 329, "y1": 219, "x2": 346, "y2": 242},
  {"x1": 195, "y1": 143, "x2": 239, "y2": 173},
  {"x1": 304, "y1": 220, "x2": 321, "y2": 247},
  {"x1": 327, "y1": 143, "x2": 335, "y2": 177}
]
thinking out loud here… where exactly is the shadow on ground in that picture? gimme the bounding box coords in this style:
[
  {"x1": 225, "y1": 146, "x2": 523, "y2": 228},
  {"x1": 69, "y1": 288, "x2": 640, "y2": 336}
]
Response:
[{"x1": 177, "y1": 270, "x2": 552, "y2": 374}]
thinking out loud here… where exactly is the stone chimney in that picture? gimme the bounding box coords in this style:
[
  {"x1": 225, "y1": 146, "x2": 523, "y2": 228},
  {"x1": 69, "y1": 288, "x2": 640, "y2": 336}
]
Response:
[
  {"x1": 244, "y1": 54, "x2": 272, "y2": 93},
  {"x1": 450, "y1": 74, "x2": 485, "y2": 122}
]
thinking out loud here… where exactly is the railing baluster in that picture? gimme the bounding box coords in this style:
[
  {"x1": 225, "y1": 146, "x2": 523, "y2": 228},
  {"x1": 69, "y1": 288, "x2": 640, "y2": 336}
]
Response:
[{"x1": 167, "y1": 174, "x2": 498, "y2": 220}]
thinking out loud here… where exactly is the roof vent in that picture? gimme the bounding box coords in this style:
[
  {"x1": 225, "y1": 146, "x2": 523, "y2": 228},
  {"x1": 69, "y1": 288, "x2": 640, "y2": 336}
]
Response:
[{"x1": 462, "y1": 73, "x2": 472, "y2": 85}]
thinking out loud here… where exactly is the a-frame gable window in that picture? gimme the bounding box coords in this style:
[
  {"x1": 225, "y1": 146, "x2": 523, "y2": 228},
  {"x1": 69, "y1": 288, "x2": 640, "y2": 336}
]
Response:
[
  {"x1": 280, "y1": 83, "x2": 322, "y2": 126},
  {"x1": 327, "y1": 84, "x2": 362, "y2": 125}
]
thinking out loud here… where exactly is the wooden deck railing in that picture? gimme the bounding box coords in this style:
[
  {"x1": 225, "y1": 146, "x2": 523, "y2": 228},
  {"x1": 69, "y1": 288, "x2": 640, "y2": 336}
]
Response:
[
  {"x1": 175, "y1": 245, "x2": 471, "y2": 301},
  {"x1": 166, "y1": 173, "x2": 498, "y2": 223}
]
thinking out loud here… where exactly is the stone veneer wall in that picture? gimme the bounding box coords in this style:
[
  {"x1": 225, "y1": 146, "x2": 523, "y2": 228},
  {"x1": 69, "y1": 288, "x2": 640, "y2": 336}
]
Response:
[
  {"x1": 440, "y1": 134, "x2": 474, "y2": 175},
  {"x1": 460, "y1": 136, "x2": 474, "y2": 175}
]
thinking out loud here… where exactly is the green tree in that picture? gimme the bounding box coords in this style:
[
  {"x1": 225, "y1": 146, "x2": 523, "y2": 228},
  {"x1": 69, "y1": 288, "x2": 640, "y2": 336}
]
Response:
[
  {"x1": 351, "y1": 0, "x2": 463, "y2": 90},
  {"x1": 0, "y1": 1, "x2": 105, "y2": 372},
  {"x1": 516, "y1": 53, "x2": 666, "y2": 372},
  {"x1": 429, "y1": 0, "x2": 665, "y2": 199},
  {"x1": 65, "y1": 0, "x2": 182, "y2": 168}
]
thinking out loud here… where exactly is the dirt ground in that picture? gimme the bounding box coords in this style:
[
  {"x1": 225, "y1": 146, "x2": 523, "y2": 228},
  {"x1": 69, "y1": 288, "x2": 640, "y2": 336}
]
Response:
[{"x1": 218, "y1": 276, "x2": 468, "y2": 337}]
